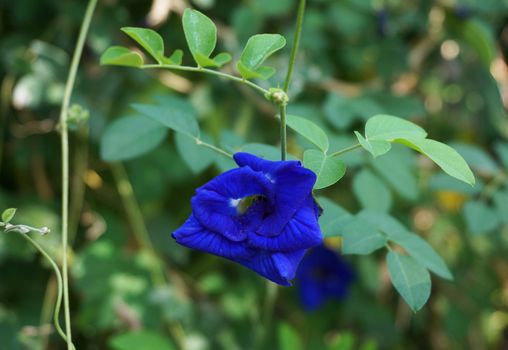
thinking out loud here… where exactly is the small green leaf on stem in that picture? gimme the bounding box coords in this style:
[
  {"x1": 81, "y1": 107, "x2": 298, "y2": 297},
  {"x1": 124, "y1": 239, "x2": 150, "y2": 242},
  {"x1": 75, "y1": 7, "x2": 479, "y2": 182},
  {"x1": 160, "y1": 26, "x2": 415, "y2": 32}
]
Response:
[
  {"x1": 100, "y1": 46, "x2": 144, "y2": 67},
  {"x1": 1, "y1": 208, "x2": 17, "y2": 224}
]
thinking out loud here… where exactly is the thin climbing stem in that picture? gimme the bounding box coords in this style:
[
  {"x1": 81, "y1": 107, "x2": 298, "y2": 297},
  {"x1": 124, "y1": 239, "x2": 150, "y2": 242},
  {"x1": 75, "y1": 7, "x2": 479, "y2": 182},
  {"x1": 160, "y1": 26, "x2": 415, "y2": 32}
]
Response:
[
  {"x1": 283, "y1": 0, "x2": 306, "y2": 93},
  {"x1": 58, "y1": 0, "x2": 98, "y2": 348},
  {"x1": 16, "y1": 233, "x2": 74, "y2": 349},
  {"x1": 329, "y1": 143, "x2": 362, "y2": 158},
  {"x1": 141, "y1": 64, "x2": 270, "y2": 96},
  {"x1": 279, "y1": 105, "x2": 287, "y2": 160}
]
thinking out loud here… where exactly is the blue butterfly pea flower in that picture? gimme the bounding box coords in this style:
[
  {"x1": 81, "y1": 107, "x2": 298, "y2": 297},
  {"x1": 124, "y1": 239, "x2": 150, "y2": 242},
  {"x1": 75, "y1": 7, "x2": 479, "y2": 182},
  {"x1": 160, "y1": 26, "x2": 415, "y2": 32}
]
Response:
[
  {"x1": 172, "y1": 152, "x2": 323, "y2": 286},
  {"x1": 297, "y1": 245, "x2": 355, "y2": 311}
]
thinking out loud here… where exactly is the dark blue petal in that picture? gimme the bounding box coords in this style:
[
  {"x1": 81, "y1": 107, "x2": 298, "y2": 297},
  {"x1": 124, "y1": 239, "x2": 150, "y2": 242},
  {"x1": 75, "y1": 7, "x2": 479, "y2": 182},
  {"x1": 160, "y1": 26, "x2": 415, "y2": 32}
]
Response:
[
  {"x1": 257, "y1": 165, "x2": 316, "y2": 236},
  {"x1": 237, "y1": 249, "x2": 307, "y2": 286},
  {"x1": 248, "y1": 196, "x2": 322, "y2": 251},
  {"x1": 298, "y1": 279, "x2": 325, "y2": 311},
  {"x1": 172, "y1": 215, "x2": 254, "y2": 259},
  {"x1": 296, "y1": 245, "x2": 355, "y2": 310},
  {"x1": 192, "y1": 166, "x2": 272, "y2": 241},
  {"x1": 234, "y1": 153, "x2": 316, "y2": 235}
]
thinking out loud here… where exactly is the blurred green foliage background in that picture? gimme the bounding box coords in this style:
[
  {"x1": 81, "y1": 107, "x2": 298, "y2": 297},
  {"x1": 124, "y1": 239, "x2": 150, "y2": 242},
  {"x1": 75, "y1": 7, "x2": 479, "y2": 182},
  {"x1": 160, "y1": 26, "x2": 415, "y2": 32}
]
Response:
[{"x1": 1, "y1": 0, "x2": 508, "y2": 349}]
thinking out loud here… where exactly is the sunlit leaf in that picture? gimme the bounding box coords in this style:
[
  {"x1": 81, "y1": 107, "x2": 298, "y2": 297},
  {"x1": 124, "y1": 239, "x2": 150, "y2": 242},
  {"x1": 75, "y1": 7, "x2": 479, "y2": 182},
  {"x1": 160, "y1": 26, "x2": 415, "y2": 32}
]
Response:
[
  {"x1": 121, "y1": 27, "x2": 165, "y2": 63},
  {"x1": 237, "y1": 34, "x2": 285, "y2": 80},
  {"x1": 399, "y1": 138, "x2": 475, "y2": 186},
  {"x1": 100, "y1": 46, "x2": 144, "y2": 67},
  {"x1": 1, "y1": 208, "x2": 17, "y2": 224}
]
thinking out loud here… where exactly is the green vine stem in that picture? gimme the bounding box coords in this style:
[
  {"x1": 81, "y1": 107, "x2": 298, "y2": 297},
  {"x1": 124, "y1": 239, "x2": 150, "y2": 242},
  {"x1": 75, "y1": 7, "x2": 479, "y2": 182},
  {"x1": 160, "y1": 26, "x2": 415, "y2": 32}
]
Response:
[
  {"x1": 141, "y1": 64, "x2": 270, "y2": 96},
  {"x1": 58, "y1": 0, "x2": 98, "y2": 348},
  {"x1": 329, "y1": 143, "x2": 362, "y2": 158},
  {"x1": 14, "y1": 232, "x2": 75, "y2": 350}
]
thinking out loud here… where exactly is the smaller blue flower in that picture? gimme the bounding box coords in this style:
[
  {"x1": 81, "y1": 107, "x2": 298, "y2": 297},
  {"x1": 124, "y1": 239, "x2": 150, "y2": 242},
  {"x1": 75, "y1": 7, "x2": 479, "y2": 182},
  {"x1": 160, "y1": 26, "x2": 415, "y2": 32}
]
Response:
[
  {"x1": 296, "y1": 245, "x2": 355, "y2": 311},
  {"x1": 172, "y1": 152, "x2": 323, "y2": 286}
]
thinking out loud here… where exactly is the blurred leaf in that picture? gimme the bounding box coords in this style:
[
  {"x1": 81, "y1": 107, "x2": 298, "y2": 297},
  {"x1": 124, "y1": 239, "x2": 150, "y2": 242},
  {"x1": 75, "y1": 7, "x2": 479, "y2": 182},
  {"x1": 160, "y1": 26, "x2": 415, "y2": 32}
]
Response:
[
  {"x1": 461, "y1": 19, "x2": 496, "y2": 67},
  {"x1": 494, "y1": 142, "x2": 508, "y2": 168},
  {"x1": 303, "y1": 150, "x2": 346, "y2": 189},
  {"x1": 316, "y1": 197, "x2": 353, "y2": 237},
  {"x1": 358, "y1": 210, "x2": 453, "y2": 280},
  {"x1": 100, "y1": 116, "x2": 167, "y2": 161},
  {"x1": 175, "y1": 132, "x2": 217, "y2": 174},
  {"x1": 328, "y1": 331, "x2": 355, "y2": 350},
  {"x1": 132, "y1": 101, "x2": 199, "y2": 138},
  {"x1": 278, "y1": 323, "x2": 303, "y2": 350},
  {"x1": 493, "y1": 190, "x2": 508, "y2": 225},
  {"x1": 237, "y1": 34, "x2": 285, "y2": 80},
  {"x1": 429, "y1": 173, "x2": 483, "y2": 195},
  {"x1": 450, "y1": 142, "x2": 499, "y2": 176},
  {"x1": 342, "y1": 218, "x2": 386, "y2": 255},
  {"x1": 109, "y1": 330, "x2": 175, "y2": 350},
  {"x1": 1, "y1": 208, "x2": 17, "y2": 224},
  {"x1": 100, "y1": 46, "x2": 143, "y2": 67},
  {"x1": 352, "y1": 170, "x2": 392, "y2": 212},
  {"x1": 386, "y1": 251, "x2": 431, "y2": 312},
  {"x1": 399, "y1": 138, "x2": 475, "y2": 186},
  {"x1": 371, "y1": 147, "x2": 419, "y2": 201},
  {"x1": 463, "y1": 200, "x2": 500, "y2": 235},
  {"x1": 287, "y1": 114, "x2": 329, "y2": 152}
]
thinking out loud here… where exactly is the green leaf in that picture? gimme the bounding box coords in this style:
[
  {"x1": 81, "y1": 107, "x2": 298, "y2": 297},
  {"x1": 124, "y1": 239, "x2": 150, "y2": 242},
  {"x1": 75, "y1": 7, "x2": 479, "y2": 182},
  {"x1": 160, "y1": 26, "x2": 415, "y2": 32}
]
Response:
[
  {"x1": 493, "y1": 190, "x2": 508, "y2": 225},
  {"x1": 278, "y1": 323, "x2": 303, "y2": 350},
  {"x1": 237, "y1": 34, "x2": 286, "y2": 79},
  {"x1": 342, "y1": 218, "x2": 386, "y2": 255},
  {"x1": 494, "y1": 142, "x2": 508, "y2": 168},
  {"x1": 365, "y1": 114, "x2": 427, "y2": 141},
  {"x1": 462, "y1": 19, "x2": 496, "y2": 68},
  {"x1": 286, "y1": 114, "x2": 329, "y2": 152},
  {"x1": 354, "y1": 131, "x2": 391, "y2": 157},
  {"x1": 371, "y1": 146, "x2": 419, "y2": 201},
  {"x1": 161, "y1": 49, "x2": 184, "y2": 65},
  {"x1": 316, "y1": 197, "x2": 353, "y2": 237},
  {"x1": 132, "y1": 102, "x2": 199, "y2": 138},
  {"x1": 399, "y1": 138, "x2": 475, "y2": 185},
  {"x1": 237, "y1": 61, "x2": 276, "y2": 79},
  {"x1": 463, "y1": 200, "x2": 500, "y2": 235},
  {"x1": 357, "y1": 210, "x2": 453, "y2": 280},
  {"x1": 100, "y1": 46, "x2": 144, "y2": 67},
  {"x1": 100, "y1": 116, "x2": 167, "y2": 161},
  {"x1": 121, "y1": 27, "x2": 165, "y2": 63},
  {"x1": 213, "y1": 52, "x2": 232, "y2": 67},
  {"x1": 352, "y1": 170, "x2": 392, "y2": 212},
  {"x1": 175, "y1": 132, "x2": 216, "y2": 174},
  {"x1": 1, "y1": 208, "x2": 17, "y2": 224},
  {"x1": 109, "y1": 330, "x2": 175, "y2": 350},
  {"x1": 303, "y1": 150, "x2": 346, "y2": 190},
  {"x1": 182, "y1": 9, "x2": 218, "y2": 67},
  {"x1": 386, "y1": 251, "x2": 431, "y2": 312},
  {"x1": 450, "y1": 142, "x2": 499, "y2": 176}
]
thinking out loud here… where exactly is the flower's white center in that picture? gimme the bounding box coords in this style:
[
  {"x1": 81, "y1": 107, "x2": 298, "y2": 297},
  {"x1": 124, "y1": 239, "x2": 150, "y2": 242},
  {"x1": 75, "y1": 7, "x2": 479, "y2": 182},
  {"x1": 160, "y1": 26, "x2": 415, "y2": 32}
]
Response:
[{"x1": 230, "y1": 198, "x2": 241, "y2": 207}]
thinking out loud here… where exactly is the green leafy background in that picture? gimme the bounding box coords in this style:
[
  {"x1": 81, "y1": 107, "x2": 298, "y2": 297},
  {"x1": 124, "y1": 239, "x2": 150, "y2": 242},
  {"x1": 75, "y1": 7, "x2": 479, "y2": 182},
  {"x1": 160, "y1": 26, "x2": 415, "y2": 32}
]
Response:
[{"x1": 1, "y1": 0, "x2": 508, "y2": 349}]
